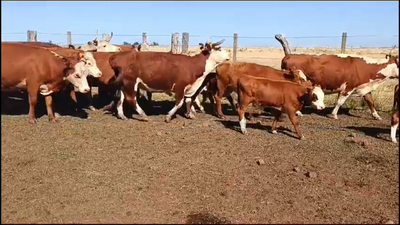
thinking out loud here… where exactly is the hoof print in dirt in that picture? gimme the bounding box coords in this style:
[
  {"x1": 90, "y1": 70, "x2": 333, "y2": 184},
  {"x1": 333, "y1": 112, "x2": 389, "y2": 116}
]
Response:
[{"x1": 305, "y1": 171, "x2": 317, "y2": 178}]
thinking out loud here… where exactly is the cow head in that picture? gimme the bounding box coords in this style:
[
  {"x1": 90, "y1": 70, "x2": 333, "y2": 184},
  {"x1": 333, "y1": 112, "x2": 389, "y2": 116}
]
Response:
[
  {"x1": 132, "y1": 43, "x2": 141, "y2": 52},
  {"x1": 49, "y1": 51, "x2": 93, "y2": 93},
  {"x1": 92, "y1": 31, "x2": 122, "y2": 52},
  {"x1": 309, "y1": 85, "x2": 325, "y2": 110},
  {"x1": 75, "y1": 52, "x2": 103, "y2": 78},
  {"x1": 199, "y1": 39, "x2": 230, "y2": 73}
]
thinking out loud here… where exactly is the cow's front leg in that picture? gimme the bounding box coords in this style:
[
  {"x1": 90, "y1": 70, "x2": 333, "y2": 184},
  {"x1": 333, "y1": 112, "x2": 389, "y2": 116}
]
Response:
[
  {"x1": 185, "y1": 97, "x2": 196, "y2": 119},
  {"x1": 329, "y1": 89, "x2": 355, "y2": 119},
  {"x1": 363, "y1": 92, "x2": 382, "y2": 120}
]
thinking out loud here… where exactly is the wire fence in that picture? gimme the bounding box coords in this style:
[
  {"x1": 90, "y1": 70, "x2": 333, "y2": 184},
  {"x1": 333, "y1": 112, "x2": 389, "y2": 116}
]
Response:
[{"x1": 1, "y1": 31, "x2": 399, "y2": 49}]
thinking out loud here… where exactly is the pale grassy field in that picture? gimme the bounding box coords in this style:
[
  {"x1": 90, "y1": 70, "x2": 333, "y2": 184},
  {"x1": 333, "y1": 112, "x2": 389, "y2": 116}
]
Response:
[{"x1": 140, "y1": 45, "x2": 399, "y2": 112}]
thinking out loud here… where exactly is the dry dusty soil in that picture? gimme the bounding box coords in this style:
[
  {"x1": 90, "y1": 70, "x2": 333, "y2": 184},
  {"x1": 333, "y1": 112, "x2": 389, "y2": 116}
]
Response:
[{"x1": 1, "y1": 95, "x2": 399, "y2": 224}]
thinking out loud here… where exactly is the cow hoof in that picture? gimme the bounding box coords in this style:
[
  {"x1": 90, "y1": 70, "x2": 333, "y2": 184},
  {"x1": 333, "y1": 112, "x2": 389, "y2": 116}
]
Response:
[
  {"x1": 165, "y1": 115, "x2": 172, "y2": 123},
  {"x1": 49, "y1": 117, "x2": 59, "y2": 123},
  {"x1": 299, "y1": 135, "x2": 305, "y2": 140},
  {"x1": 392, "y1": 139, "x2": 398, "y2": 144},
  {"x1": 200, "y1": 109, "x2": 206, "y2": 114},
  {"x1": 55, "y1": 113, "x2": 62, "y2": 119},
  {"x1": 29, "y1": 119, "x2": 38, "y2": 124},
  {"x1": 271, "y1": 130, "x2": 278, "y2": 134},
  {"x1": 373, "y1": 115, "x2": 382, "y2": 120},
  {"x1": 217, "y1": 115, "x2": 226, "y2": 120},
  {"x1": 328, "y1": 114, "x2": 338, "y2": 120},
  {"x1": 117, "y1": 114, "x2": 127, "y2": 120},
  {"x1": 89, "y1": 106, "x2": 96, "y2": 111},
  {"x1": 241, "y1": 130, "x2": 248, "y2": 135},
  {"x1": 185, "y1": 113, "x2": 195, "y2": 119},
  {"x1": 139, "y1": 116, "x2": 149, "y2": 122},
  {"x1": 296, "y1": 111, "x2": 304, "y2": 117}
]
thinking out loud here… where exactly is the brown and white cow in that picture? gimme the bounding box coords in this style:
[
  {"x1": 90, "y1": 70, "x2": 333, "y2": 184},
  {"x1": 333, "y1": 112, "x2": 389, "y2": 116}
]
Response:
[
  {"x1": 108, "y1": 39, "x2": 230, "y2": 122},
  {"x1": 275, "y1": 34, "x2": 399, "y2": 120},
  {"x1": 236, "y1": 74, "x2": 320, "y2": 140},
  {"x1": 210, "y1": 61, "x2": 324, "y2": 120},
  {"x1": 1, "y1": 43, "x2": 99, "y2": 123},
  {"x1": 391, "y1": 84, "x2": 399, "y2": 143},
  {"x1": 78, "y1": 31, "x2": 122, "y2": 52}
]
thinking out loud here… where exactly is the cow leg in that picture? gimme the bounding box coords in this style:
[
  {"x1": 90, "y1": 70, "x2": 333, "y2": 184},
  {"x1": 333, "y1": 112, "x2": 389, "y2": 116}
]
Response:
[
  {"x1": 185, "y1": 97, "x2": 196, "y2": 119},
  {"x1": 87, "y1": 89, "x2": 96, "y2": 111},
  {"x1": 238, "y1": 103, "x2": 249, "y2": 135},
  {"x1": 27, "y1": 85, "x2": 39, "y2": 124},
  {"x1": 391, "y1": 110, "x2": 399, "y2": 143},
  {"x1": 271, "y1": 109, "x2": 283, "y2": 134},
  {"x1": 287, "y1": 110, "x2": 304, "y2": 140},
  {"x1": 363, "y1": 92, "x2": 382, "y2": 120},
  {"x1": 165, "y1": 93, "x2": 185, "y2": 123},
  {"x1": 44, "y1": 95, "x2": 57, "y2": 122},
  {"x1": 116, "y1": 91, "x2": 127, "y2": 120},
  {"x1": 193, "y1": 96, "x2": 205, "y2": 114},
  {"x1": 214, "y1": 80, "x2": 227, "y2": 119},
  {"x1": 330, "y1": 90, "x2": 354, "y2": 119},
  {"x1": 124, "y1": 89, "x2": 148, "y2": 122}
]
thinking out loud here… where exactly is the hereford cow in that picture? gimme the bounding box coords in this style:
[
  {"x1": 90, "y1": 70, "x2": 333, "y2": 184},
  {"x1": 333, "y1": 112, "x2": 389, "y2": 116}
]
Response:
[
  {"x1": 210, "y1": 61, "x2": 324, "y2": 120},
  {"x1": 108, "y1": 39, "x2": 230, "y2": 122},
  {"x1": 275, "y1": 34, "x2": 399, "y2": 120},
  {"x1": 391, "y1": 84, "x2": 399, "y2": 143},
  {"x1": 78, "y1": 31, "x2": 122, "y2": 52},
  {"x1": 1, "y1": 43, "x2": 100, "y2": 123},
  {"x1": 236, "y1": 74, "x2": 322, "y2": 139}
]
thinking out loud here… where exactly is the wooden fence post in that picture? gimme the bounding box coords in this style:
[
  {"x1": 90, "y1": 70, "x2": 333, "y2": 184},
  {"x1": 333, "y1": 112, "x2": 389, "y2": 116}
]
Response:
[
  {"x1": 171, "y1": 32, "x2": 180, "y2": 54},
  {"x1": 233, "y1": 33, "x2": 238, "y2": 62},
  {"x1": 27, "y1": 30, "x2": 37, "y2": 42},
  {"x1": 341, "y1": 32, "x2": 347, "y2": 53},
  {"x1": 67, "y1": 31, "x2": 72, "y2": 45},
  {"x1": 182, "y1": 32, "x2": 189, "y2": 54},
  {"x1": 142, "y1": 32, "x2": 148, "y2": 44}
]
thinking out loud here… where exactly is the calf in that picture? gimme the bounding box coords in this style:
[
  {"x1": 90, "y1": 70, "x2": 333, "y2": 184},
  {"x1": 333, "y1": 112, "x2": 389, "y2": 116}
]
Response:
[
  {"x1": 275, "y1": 34, "x2": 399, "y2": 120},
  {"x1": 1, "y1": 43, "x2": 96, "y2": 123},
  {"x1": 109, "y1": 39, "x2": 230, "y2": 122},
  {"x1": 236, "y1": 74, "x2": 321, "y2": 139},
  {"x1": 391, "y1": 84, "x2": 399, "y2": 143},
  {"x1": 213, "y1": 61, "x2": 321, "y2": 119}
]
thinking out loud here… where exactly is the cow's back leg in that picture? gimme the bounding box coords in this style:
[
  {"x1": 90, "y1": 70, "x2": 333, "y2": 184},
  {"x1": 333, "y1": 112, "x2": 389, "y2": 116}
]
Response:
[
  {"x1": 363, "y1": 92, "x2": 382, "y2": 120},
  {"x1": 391, "y1": 110, "x2": 399, "y2": 143},
  {"x1": 123, "y1": 83, "x2": 148, "y2": 121},
  {"x1": 26, "y1": 83, "x2": 40, "y2": 124},
  {"x1": 214, "y1": 79, "x2": 228, "y2": 119},
  {"x1": 87, "y1": 89, "x2": 96, "y2": 111},
  {"x1": 287, "y1": 109, "x2": 304, "y2": 140},
  {"x1": 271, "y1": 109, "x2": 283, "y2": 134},
  {"x1": 237, "y1": 95, "x2": 252, "y2": 135},
  {"x1": 165, "y1": 89, "x2": 185, "y2": 123},
  {"x1": 44, "y1": 95, "x2": 57, "y2": 122},
  {"x1": 330, "y1": 89, "x2": 355, "y2": 119}
]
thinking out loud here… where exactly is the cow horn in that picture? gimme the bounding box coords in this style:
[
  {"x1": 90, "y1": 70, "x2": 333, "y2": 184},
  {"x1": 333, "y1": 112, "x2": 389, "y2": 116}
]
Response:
[
  {"x1": 212, "y1": 39, "x2": 225, "y2": 46},
  {"x1": 106, "y1": 32, "x2": 113, "y2": 42},
  {"x1": 94, "y1": 30, "x2": 98, "y2": 41},
  {"x1": 388, "y1": 45, "x2": 397, "y2": 56}
]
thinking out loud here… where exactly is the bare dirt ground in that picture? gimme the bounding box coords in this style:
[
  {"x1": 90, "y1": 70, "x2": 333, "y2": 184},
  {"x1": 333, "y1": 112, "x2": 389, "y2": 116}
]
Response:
[
  {"x1": 1, "y1": 99, "x2": 399, "y2": 224},
  {"x1": 1, "y1": 47, "x2": 399, "y2": 224}
]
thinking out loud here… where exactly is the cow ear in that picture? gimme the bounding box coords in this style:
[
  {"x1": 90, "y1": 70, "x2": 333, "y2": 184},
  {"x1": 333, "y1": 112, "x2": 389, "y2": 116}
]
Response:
[
  {"x1": 199, "y1": 43, "x2": 204, "y2": 50},
  {"x1": 78, "y1": 52, "x2": 85, "y2": 60}
]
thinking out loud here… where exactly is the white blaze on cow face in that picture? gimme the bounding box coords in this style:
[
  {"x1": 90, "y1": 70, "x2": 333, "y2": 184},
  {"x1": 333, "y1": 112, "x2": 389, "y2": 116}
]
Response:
[
  {"x1": 65, "y1": 61, "x2": 91, "y2": 94},
  {"x1": 96, "y1": 40, "x2": 122, "y2": 52},
  {"x1": 310, "y1": 86, "x2": 325, "y2": 110},
  {"x1": 184, "y1": 46, "x2": 230, "y2": 98},
  {"x1": 378, "y1": 63, "x2": 399, "y2": 78},
  {"x1": 78, "y1": 52, "x2": 102, "y2": 78}
]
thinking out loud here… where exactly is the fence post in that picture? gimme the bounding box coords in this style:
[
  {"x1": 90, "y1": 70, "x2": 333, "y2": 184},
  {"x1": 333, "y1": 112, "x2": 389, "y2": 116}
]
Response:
[
  {"x1": 233, "y1": 33, "x2": 238, "y2": 62},
  {"x1": 182, "y1": 32, "x2": 189, "y2": 54},
  {"x1": 67, "y1": 31, "x2": 72, "y2": 45},
  {"x1": 341, "y1": 32, "x2": 347, "y2": 53},
  {"x1": 27, "y1": 30, "x2": 37, "y2": 42},
  {"x1": 171, "y1": 32, "x2": 180, "y2": 54},
  {"x1": 142, "y1": 32, "x2": 148, "y2": 44}
]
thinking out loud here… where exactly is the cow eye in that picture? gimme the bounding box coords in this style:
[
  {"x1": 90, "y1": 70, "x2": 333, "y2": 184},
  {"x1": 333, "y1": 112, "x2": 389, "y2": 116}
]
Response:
[
  {"x1": 75, "y1": 74, "x2": 81, "y2": 78},
  {"x1": 103, "y1": 45, "x2": 107, "y2": 48}
]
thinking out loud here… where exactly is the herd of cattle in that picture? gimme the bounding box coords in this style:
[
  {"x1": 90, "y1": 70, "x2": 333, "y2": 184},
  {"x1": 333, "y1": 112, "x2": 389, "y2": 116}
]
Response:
[{"x1": 1, "y1": 32, "x2": 399, "y2": 143}]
